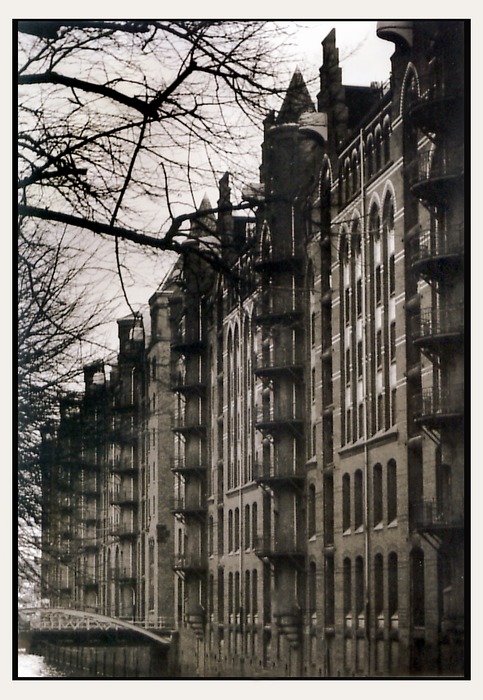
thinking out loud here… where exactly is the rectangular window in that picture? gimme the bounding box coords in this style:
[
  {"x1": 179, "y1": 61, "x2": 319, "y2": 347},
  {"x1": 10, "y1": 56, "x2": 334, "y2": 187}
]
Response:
[
  {"x1": 345, "y1": 287, "x2": 351, "y2": 325},
  {"x1": 375, "y1": 266, "x2": 382, "y2": 306},
  {"x1": 377, "y1": 393, "x2": 384, "y2": 431},
  {"x1": 390, "y1": 322, "x2": 396, "y2": 363},
  {"x1": 345, "y1": 348, "x2": 351, "y2": 385},
  {"x1": 357, "y1": 340, "x2": 363, "y2": 378},
  {"x1": 389, "y1": 255, "x2": 395, "y2": 296},
  {"x1": 376, "y1": 330, "x2": 382, "y2": 368},
  {"x1": 391, "y1": 388, "x2": 397, "y2": 425},
  {"x1": 356, "y1": 278, "x2": 362, "y2": 317}
]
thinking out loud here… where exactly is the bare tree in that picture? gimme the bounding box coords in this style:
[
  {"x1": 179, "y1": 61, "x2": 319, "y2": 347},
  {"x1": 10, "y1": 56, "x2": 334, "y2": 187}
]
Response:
[
  {"x1": 18, "y1": 217, "x2": 110, "y2": 586},
  {"x1": 18, "y1": 21, "x2": 296, "y2": 265},
  {"x1": 17, "y1": 20, "x2": 300, "y2": 590}
]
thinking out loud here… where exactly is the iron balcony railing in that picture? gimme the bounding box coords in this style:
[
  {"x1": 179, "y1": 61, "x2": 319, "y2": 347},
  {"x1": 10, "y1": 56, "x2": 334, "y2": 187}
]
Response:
[
  {"x1": 109, "y1": 459, "x2": 137, "y2": 475},
  {"x1": 412, "y1": 498, "x2": 464, "y2": 531},
  {"x1": 171, "y1": 459, "x2": 206, "y2": 474},
  {"x1": 172, "y1": 415, "x2": 206, "y2": 434},
  {"x1": 254, "y1": 291, "x2": 305, "y2": 324},
  {"x1": 171, "y1": 496, "x2": 206, "y2": 516},
  {"x1": 253, "y1": 461, "x2": 305, "y2": 485},
  {"x1": 109, "y1": 521, "x2": 137, "y2": 539},
  {"x1": 253, "y1": 247, "x2": 304, "y2": 272},
  {"x1": 408, "y1": 147, "x2": 463, "y2": 203},
  {"x1": 410, "y1": 224, "x2": 464, "y2": 274},
  {"x1": 255, "y1": 347, "x2": 304, "y2": 377},
  {"x1": 412, "y1": 304, "x2": 464, "y2": 345},
  {"x1": 109, "y1": 489, "x2": 138, "y2": 506},
  {"x1": 170, "y1": 336, "x2": 204, "y2": 354},
  {"x1": 255, "y1": 405, "x2": 304, "y2": 430},
  {"x1": 173, "y1": 553, "x2": 205, "y2": 572},
  {"x1": 407, "y1": 70, "x2": 464, "y2": 129},
  {"x1": 413, "y1": 384, "x2": 464, "y2": 423},
  {"x1": 254, "y1": 534, "x2": 305, "y2": 559},
  {"x1": 170, "y1": 373, "x2": 206, "y2": 394}
]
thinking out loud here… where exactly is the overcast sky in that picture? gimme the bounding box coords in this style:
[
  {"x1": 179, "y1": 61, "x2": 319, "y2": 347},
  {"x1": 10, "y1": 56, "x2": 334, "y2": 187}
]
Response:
[{"x1": 83, "y1": 20, "x2": 397, "y2": 356}]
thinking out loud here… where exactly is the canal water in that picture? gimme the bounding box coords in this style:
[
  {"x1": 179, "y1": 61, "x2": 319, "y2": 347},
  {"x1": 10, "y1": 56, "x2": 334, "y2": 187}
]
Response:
[{"x1": 17, "y1": 650, "x2": 69, "y2": 678}]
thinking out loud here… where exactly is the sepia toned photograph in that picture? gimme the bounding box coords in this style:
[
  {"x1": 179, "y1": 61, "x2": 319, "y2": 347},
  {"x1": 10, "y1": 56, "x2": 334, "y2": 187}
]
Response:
[{"x1": 17, "y1": 18, "x2": 467, "y2": 679}]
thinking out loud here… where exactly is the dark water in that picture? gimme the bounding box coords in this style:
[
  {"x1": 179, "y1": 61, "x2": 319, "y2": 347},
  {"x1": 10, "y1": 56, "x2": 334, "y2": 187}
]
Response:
[{"x1": 17, "y1": 650, "x2": 69, "y2": 678}]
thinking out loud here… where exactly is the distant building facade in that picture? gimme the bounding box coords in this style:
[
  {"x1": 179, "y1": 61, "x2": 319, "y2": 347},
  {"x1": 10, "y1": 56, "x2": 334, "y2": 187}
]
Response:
[{"x1": 40, "y1": 20, "x2": 466, "y2": 677}]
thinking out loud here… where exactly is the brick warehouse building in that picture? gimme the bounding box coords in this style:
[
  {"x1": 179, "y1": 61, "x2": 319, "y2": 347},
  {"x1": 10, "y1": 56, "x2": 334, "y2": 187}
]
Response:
[{"x1": 39, "y1": 21, "x2": 466, "y2": 677}]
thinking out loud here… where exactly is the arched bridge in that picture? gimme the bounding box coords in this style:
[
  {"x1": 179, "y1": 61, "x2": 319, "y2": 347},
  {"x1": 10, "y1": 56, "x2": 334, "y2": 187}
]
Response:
[{"x1": 18, "y1": 608, "x2": 173, "y2": 647}]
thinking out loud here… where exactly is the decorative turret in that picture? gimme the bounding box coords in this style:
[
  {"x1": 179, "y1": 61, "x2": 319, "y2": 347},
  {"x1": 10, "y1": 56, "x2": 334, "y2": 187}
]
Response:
[{"x1": 277, "y1": 68, "x2": 315, "y2": 125}]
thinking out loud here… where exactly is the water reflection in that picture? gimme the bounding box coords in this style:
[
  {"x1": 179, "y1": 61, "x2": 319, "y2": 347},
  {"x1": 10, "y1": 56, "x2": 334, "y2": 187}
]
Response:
[{"x1": 17, "y1": 650, "x2": 67, "y2": 678}]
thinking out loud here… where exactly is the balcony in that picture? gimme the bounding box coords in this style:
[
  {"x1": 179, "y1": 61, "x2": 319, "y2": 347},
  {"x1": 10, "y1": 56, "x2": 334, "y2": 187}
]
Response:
[
  {"x1": 413, "y1": 498, "x2": 464, "y2": 537},
  {"x1": 170, "y1": 375, "x2": 206, "y2": 395},
  {"x1": 408, "y1": 148, "x2": 463, "y2": 205},
  {"x1": 80, "y1": 509, "x2": 98, "y2": 524},
  {"x1": 171, "y1": 337, "x2": 204, "y2": 355},
  {"x1": 110, "y1": 460, "x2": 137, "y2": 475},
  {"x1": 109, "y1": 489, "x2": 138, "y2": 506},
  {"x1": 79, "y1": 479, "x2": 98, "y2": 497},
  {"x1": 79, "y1": 575, "x2": 99, "y2": 589},
  {"x1": 107, "y1": 566, "x2": 135, "y2": 583},
  {"x1": 253, "y1": 461, "x2": 305, "y2": 489},
  {"x1": 172, "y1": 416, "x2": 206, "y2": 436},
  {"x1": 253, "y1": 249, "x2": 304, "y2": 273},
  {"x1": 412, "y1": 304, "x2": 464, "y2": 352},
  {"x1": 407, "y1": 71, "x2": 464, "y2": 134},
  {"x1": 171, "y1": 459, "x2": 206, "y2": 476},
  {"x1": 254, "y1": 534, "x2": 304, "y2": 562},
  {"x1": 254, "y1": 348, "x2": 304, "y2": 379},
  {"x1": 255, "y1": 408, "x2": 304, "y2": 435},
  {"x1": 171, "y1": 496, "x2": 206, "y2": 518},
  {"x1": 410, "y1": 225, "x2": 464, "y2": 281},
  {"x1": 254, "y1": 295, "x2": 304, "y2": 326},
  {"x1": 109, "y1": 522, "x2": 138, "y2": 539},
  {"x1": 58, "y1": 496, "x2": 74, "y2": 513},
  {"x1": 173, "y1": 554, "x2": 205, "y2": 574},
  {"x1": 110, "y1": 427, "x2": 138, "y2": 445},
  {"x1": 413, "y1": 384, "x2": 464, "y2": 428}
]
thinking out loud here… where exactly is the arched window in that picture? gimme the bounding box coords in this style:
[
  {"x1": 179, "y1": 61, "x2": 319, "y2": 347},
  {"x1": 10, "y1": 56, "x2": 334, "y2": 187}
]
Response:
[
  {"x1": 383, "y1": 117, "x2": 391, "y2": 164},
  {"x1": 373, "y1": 463, "x2": 383, "y2": 526},
  {"x1": 308, "y1": 484, "x2": 316, "y2": 537},
  {"x1": 355, "y1": 556, "x2": 364, "y2": 626},
  {"x1": 351, "y1": 149, "x2": 360, "y2": 193},
  {"x1": 354, "y1": 469, "x2": 364, "y2": 530},
  {"x1": 208, "y1": 516, "x2": 214, "y2": 556},
  {"x1": 234, "y1": 571, "x2": 240, "y2": 616},
  {"x1": 234, "y1": 507, "x2": 240, "y2": 551},
  {"x1": 228, "y1": 572, "x2": 234, "y2": 617},
  {"x1": 245, "y1": 504, "x2": 250, "y2": 550},
  {"x1": 388, "y1": 551, "x2": 398, "y2": 623},
  {"x1": 410, "y1": 548, "x2": 425, "y2": 627},
  {"x1": 343, "y1": 473, "x2": 351, "y2": 532},
  {"x1": 366, "y1": 134, "x2": 375, "y2": 179},
  {"x1": 375, "y1": 125, "x2": 382, "y2": 172},
  {"x1": 343, "y1": 557, "x2": 352, "y2": 621},
  {"x1": 228, "y1": 509, "x2": 233, "y2": 552},
  {"x1": 344, "y1": 158, "x2": 351, "y2": 202},
  {"x1": 387, "y1": 459, "x2": 397, "y2": 523},
  {"x1": 209, "y1": 574, "x2": 214, "y2": 618},
  {"x1": 251, "y1": 502, "x2": 258, "y2": 549},
  {"x1": 245, "y1": 570, "x2": 251, "y2": 616},
  {"x1": 252, "y1": 568, "x2": 258, "y2": 616},
  {"x1": 374, "y1": 553, "x2": 384, "y2": 620},
  {"x1": 309, "y1": 562, "x2": 317, "y2": 614}
]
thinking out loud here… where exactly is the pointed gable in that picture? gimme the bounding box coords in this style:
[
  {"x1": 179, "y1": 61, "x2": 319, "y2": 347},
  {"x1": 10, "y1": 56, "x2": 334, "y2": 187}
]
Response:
[{"x1": 276, "y1": 68, "x2": 315, "y2": 124}]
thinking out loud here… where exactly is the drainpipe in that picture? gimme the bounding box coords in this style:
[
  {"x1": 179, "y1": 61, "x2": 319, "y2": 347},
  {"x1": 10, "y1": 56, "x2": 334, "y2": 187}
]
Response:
[
  {"x1": 238, "y1": 298, "x2": 245, "y2": 674},
  {"x1": 360, "y1": 129, "x2": 372, "y2": 676}
]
